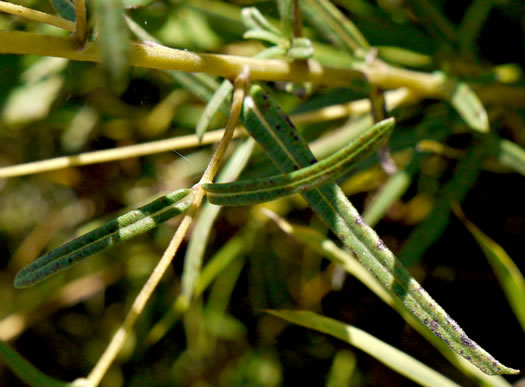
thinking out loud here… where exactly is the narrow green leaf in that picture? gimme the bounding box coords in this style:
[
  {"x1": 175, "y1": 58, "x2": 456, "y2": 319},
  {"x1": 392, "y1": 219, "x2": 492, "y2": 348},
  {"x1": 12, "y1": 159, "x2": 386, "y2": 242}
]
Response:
[
  {"x1": 278, "y1": 0, "x2": 295, "y2": 40},
  {"x1": 169, "y1": 72, "x2": 227, "y2": 115},
  {"x1": 243, "y1": 29, "x2": 282, "y2": 46},
  {"x1": 93, "y1": 0, "x2": 131, "y2": 92},
  {"x1": 362, "y1": 169, "x2": 412, "y2": 226},
  {"x1": 458, "y1": 0, "x2": 494, "y2": 53},
  {"x1": 204, "y1": 118, "x2": 394, "y2": 205},
  {"x1": 241, "y1": 85, "x2": 517, "y2": 375},
  {"x1": 241, "y1": 7, "x2": 281, "y2": 37},
  {"x1": 194, "y1": 227, "x2": 254, "y2": 298},
  {"x1": 253, "y1": 46, "x2": 288, "y2": 59},
  {"x1": 14, "y1": 189, "x2": 191, "y2": 288},
  {"x1": 400, "y1": 137, "x2": 490, "y2": 265},
  {"x1": 0, "y1": 341, "x2": 74, "y2": 387},
  {"x1": 377, "y1": 46, "x2": 432, "y2": 68},
  {"x1": 442, "y1": 79, "x2": 489, "y2": 132},
  {"x1": 405, "y1": 0, "x2": 458, "y2": 43},
  {"x1": 146, "y1": 225, "x2": 254, "y2": 346},
  {"x1": 362, "y1": 121, "x2": 450, "y2": 226},
  {"x1": 326, "y1": 350, "x2": 356, "y2": 387},
  {"x1": 300, "y1": 0, "x2": 370, "y2": 55},
  {"x1": 196, "y1": 80, "x2": 233, "y2": 141},
  {"x1": 266, "y1": 310, "x2": 461, "y2": 387},
  {"x1": 50, "y1": 0, "x2": 75, "y2": 22},
  {"x1": 498, "y1": 138, "x2": 525, "y2": 176},
  {"x1": 458, "y1": 211, "x2": 525, "y2": 331},
  {"x1": 265, "y1": 213, "x2": 513, "y2": 385},
  {"x1": 181, "y1": 139, "x2": 255, "y2": 300}
]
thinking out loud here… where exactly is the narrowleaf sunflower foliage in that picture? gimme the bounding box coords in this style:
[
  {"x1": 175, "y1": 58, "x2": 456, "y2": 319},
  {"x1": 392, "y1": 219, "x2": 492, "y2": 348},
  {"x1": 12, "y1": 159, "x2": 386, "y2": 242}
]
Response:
[{"x1": 0, "y1": 1, "x2": 523, "y2": 386}]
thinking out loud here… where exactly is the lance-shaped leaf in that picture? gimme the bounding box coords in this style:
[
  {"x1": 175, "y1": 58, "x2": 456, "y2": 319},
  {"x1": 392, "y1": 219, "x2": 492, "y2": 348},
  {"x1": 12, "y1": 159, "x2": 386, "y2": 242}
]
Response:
[
  {"x1": 50, "y1": 0, "x2": 75, "y2": 22},
  {"x1": 242, "y1": 7, "x2": 283, "y2": 45},
  {"x1": 454, "y1": 204, "x2": 525, "y2": 331},
  {"x1": 442, "y1": 79, "x2": 489, "y2": 133},
  {"x1": 14, "y1": 188, "x2": 191, "y2": 288},
  {"x1": 93, "y1": 0, "x2": 130, "y2": 92},
  {"x1": 300, "y1": 0, "x2": 370, "y2": 55},
  {"x1": 266, "y1": 310, "x2": 461, "y2": 387},
  {"x1": 264, "y1": 213, "x2": 513, "y2": 385},
  {"x1": 203, "y1": 118, "x2": 394, "y2": 205},
  {"x1": 237, "y1": 85, "x2": 517, "y2": 375},
  {"x1": 241, "y1": 7, "x2": 281, "y2": 36},
  {"x1": 497, "y1": 138, "x2": 525, "y2": 176},
  {"x1": 0, "y1": 341, "x2": 73, "y2": 387},
  {"x1": 196, "y1": 80, "x2": 233, "y2": 141},
  {"x1": 278, "y1": 0, "x2": 295, "y2": 40},
  {"x1": 181, "y1": 139, "x2": 255, "y2": 302}
]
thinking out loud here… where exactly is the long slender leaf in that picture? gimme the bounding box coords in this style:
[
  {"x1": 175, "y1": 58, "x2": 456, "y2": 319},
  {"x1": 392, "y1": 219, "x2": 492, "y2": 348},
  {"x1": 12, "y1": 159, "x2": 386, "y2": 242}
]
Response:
[
  {"x1": 196, "y1": 80, "x2": 233, "y2": 141},
  {"x1": 399, "y1": 137, "x2": 491, "y2": 265},
  {"x1": 181, "y1": 139, "x2": 254, "y2": 301},
  {"x1": 93, "y1": 0, "x2": 131, "y2": 91},
  {"x1": 362, "y1": 121, "x2": 450, "y2": 226},
  {"x1": 204, "y1": 118, "x2": 394, "y2": 205},
  {"x1": 264, "y1": 212, "x2": 513, "y2": 386},
  {"x1": 278, "y1": 0, "x2": 294, "y2": 40},
  {"x1": 50, "y1": 0, "x2": 75, "y2": 21},
  {"x1": 405, "y1": 0, "x2": 458, "y2": 43},
  {"x1": 498, "y1": 138, "x2": 525, "y2": 176},
  {"x1": 266, "y1": 310, "x2": 461, "y2": 387},
  {"x1": 146, "y1": 225, "x2": 255, "y2": 346},
  {"x1": 240, "y1": 85, "x2": 517, "y2": 375},
  {"x1": 454, "y1": 206, "x2": 525, "y2": 331},
  {"x1": 443, "y1": 80, "x2": 489, "y2": 133},
  {"x1": 300, "y1": 0, "x2": 370, "y2": 54},
  {"x1": 0, "y1": 341, "x2": 74, "y2": 387},
  {"x1": 326, "y1": 350, "x2": 356, "y2": 387},
  {"x1": 14, "y1": 189, "x2": 191, "y2": 288},
  {"x1": 458, "y1": 0, "x2": 494, "y2": 54}
]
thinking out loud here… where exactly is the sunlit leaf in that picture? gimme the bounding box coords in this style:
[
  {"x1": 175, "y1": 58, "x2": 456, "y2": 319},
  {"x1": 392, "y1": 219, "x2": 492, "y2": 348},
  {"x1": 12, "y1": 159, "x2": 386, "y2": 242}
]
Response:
[
  {"x1": 266, "y1": 310, "x2": 461, "y2": 387},
  {"x1": 455, "y1": 206, "x2": 525, "y2": 331}
]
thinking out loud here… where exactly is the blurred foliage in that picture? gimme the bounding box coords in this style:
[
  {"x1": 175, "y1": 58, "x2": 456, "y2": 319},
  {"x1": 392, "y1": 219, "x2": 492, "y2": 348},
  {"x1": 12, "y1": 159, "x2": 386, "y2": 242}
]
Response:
[{"x1": 0, "y1": 0, "x2": 524, "y2": 386}]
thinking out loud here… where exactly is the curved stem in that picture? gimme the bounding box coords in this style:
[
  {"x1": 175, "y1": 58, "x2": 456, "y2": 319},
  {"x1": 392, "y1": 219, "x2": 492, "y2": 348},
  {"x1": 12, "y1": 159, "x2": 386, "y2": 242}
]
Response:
[
  {"x1": 0, "y1": 1, "x2": 75, "y2": 31},
  {"x1": 74, "y1": 0, "x2": 87, "y2": 44}
]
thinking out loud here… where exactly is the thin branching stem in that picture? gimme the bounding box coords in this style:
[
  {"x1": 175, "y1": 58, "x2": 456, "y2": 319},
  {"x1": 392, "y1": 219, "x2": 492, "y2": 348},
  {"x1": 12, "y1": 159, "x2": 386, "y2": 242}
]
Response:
[
  {"x1": 0, "y1": 88, "x2": 419, "y2": 179},
  {"x1": 74, "y1": 0, "x2": 87, "y2": 44},
  {"x1": 0, "y1": 127, "x2": 245, "y2": 179},
  {"x1": 86, "y1": 68, "x2": 250, "y2": 387},
  {"x1": 0, "y1": 1, "x2": 75, "y2": 31}
]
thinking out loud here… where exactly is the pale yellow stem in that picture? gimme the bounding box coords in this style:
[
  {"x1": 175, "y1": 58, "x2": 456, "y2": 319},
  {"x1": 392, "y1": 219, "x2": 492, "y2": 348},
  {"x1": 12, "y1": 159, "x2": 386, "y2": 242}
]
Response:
[
  {"x1": 0, "y1": 1, "x2": 75, "y2": 31},
  {"x1": 0, "y1": 88, "x2": 420, "y2": 179},
  {"x1": 0, "y1": 30, "x2": 366, "y2": 87},
  {"x1": 0, "y1": 127, "x2": 245, "y2": 179},
  {"x1": 292, "y1": 88, "x2": 420, "y2": 125},
  {"x1": 86, "y1": 207, "x2": 194, "y2": 387},
  {"x1": 200, "y1": 67, "x2": 250, "y2": 183},
  {"x1": 75, "y1": 0, "x2": 87, "y2": 43},
  {"x1": 86, "y1": 68, "x2": 249, "y2": 387}
]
